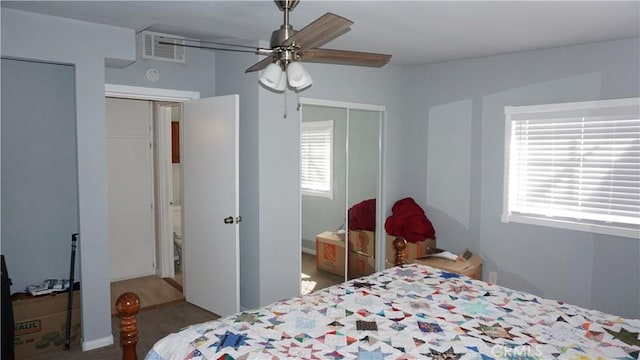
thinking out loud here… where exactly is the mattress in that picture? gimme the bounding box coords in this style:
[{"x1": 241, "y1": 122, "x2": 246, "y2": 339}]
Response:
[{"x1": 145, "y1": 263, "x2": 640, "y2": 359}]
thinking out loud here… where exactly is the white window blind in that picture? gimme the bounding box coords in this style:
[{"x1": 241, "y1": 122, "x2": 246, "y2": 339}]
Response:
[
  {"x1": 503, "y1": 98, "x2": 640, "y2": 238},
  {"x1": 301, "y1": 120, "x2": 333, "y2": 198}
]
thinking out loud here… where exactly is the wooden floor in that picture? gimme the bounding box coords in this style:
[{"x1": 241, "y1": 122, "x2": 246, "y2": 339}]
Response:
[
  {"x1": 108, "y1": 254, "x2": 340, "y2": 313},
  {"x1": 110, "y1": 275, "x2": 185, "y2": 315},
  {"x1": 174, "y1": 270, "x2": 183, "y2": 287}
]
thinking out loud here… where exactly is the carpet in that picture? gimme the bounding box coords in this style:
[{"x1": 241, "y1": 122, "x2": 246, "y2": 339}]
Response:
[{"x1": 27, "y1": 302, "x2": 220, "y2": 360}]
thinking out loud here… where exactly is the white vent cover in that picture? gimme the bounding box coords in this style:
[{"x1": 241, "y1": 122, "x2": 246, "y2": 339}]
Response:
[{"x1": 142, "y1": 31, "x2": 186, "y2": 63}]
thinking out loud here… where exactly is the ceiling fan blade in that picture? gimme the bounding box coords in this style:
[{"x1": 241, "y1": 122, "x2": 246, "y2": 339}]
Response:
[
  {"x1": 301, "y1": 48, "x2": 392, "y2": 68},
  {"x1": 245, "y1": 55, "x2": 277, "y2": 73},
  {"x1": 282, "y1": 12, "x2": 353, "y2": 50}
]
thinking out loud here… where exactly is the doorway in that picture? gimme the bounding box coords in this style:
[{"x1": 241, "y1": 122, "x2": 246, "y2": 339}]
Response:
[
  {"x1": 105, "y1": 85, "x2": 199, "y2": 299},
  {"x1": 105, "y1": 85, "x2": 242, "y2": 318},
  {"x1": 105, "y1": 97, "x2": 185, "y2": 311},
  {"x1": 106, "y1": 97, "x2": 156, "y2": 281}
]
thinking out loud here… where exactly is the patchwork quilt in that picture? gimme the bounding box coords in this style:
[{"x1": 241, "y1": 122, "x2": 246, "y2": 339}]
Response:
[{"x1": 145, "y1": 264, "x2": 640, "y2": 359}]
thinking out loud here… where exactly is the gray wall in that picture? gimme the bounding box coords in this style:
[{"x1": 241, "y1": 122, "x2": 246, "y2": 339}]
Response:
[
  {"x1": 254, "y1": 86, "x2": 303, "y2": 305},
  {"x1": 403, "y1": 38, "x2": 640, "y2": 318},
  {"x1": 105, "y1": 32, "x2": 215, "y2": 97},
  {"x1": 1, "y1": 59, "x2": 79, "y2": 292},
  {"x1": 1, "y1": 8, "x2": 135, "y2": 349}
]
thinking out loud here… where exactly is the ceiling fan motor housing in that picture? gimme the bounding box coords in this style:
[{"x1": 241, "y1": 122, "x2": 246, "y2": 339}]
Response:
[
  {"x1": 271, "y1": 0, "x2": 300, "y2": 49},
  {"x1": 274, "y1": 0, "x2": 300, "y2": 12},
  {"x1": 270, "y1": 26, "x2": 298, "y2": 49}
]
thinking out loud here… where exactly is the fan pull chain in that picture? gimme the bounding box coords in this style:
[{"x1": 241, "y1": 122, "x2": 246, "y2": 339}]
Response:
[{"x1": 283, "y1": 91, "x2": 288, "y2": 118}]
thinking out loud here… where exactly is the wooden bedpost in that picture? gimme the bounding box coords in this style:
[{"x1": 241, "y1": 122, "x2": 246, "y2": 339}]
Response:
[
  {"x1": 116, "y1": 292, "x2": 140, "y2": 360},
  {"x1": 393, "y1": 237, "x2": 407, "y2": 266}
]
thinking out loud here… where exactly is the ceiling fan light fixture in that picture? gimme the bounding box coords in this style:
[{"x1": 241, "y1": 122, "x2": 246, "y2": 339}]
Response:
[
  {"x1": 286, "y1": 61, "x2": 313, "y2": 90},
  {"x1": 274, "y1": 71, "x2": 287, "y2": 92},
  {"x1": 259, "y1": 62, "x2": 284, "y2": 89}
]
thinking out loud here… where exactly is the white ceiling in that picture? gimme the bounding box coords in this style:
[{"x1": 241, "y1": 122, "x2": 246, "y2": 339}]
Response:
[{"x1": 3, "y1": 1, "x2": 639, "y2": 66}]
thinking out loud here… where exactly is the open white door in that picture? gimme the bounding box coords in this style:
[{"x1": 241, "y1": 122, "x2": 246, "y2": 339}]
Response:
[{"x1": 182, "y1": 95, "x2": 240, "y2": 316}]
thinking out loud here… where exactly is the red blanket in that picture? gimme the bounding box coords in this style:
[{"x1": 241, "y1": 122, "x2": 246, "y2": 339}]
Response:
[
  {"x1": 348, "y1": 199, "x2": 376, "y2": 231},
  {"x1": 384, "y1": 197, "x2": 436, "y2": 243}
]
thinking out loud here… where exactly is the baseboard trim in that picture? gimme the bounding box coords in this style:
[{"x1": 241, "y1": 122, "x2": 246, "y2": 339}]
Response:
[
  {"x1": 163, "y1": 277, "x2": 184, "y2": 293},
  {"x1": 302, "y1": 246, "x2": 316, "y2": 256},
  {"x1": 82, "y1": 335, "x2": 114, "y2": 351}
]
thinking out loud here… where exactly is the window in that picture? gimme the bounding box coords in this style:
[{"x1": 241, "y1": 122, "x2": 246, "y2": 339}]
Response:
[
  {"x1": 502, "y1": 98, "x2": 640, "y2": 238},
  {"x1": 301, "y1": 120, "x2": 333, "y2": 198}
]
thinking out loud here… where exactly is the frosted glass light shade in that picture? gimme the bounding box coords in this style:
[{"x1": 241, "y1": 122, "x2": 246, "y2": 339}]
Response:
[
  {"x1": 274, "y1": 71, "x2": 287, "y2": 92},
  {"x1": 259, "y1": 63, "x2": 283, "y2": 89},
  {"x1": 286, "y1": 61, "x2": 313, "y2": 90}
]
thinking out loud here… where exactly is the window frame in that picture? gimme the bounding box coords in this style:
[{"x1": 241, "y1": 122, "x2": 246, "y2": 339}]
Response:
[
  {"x1": 502, "y1": 97, "x2": 640, "y2": 239},
  {"x1": 300, "y1": 119, "x2": 334, "y2": 199}
]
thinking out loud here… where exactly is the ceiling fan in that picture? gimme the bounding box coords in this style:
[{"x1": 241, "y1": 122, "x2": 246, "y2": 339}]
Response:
[{"x1": 160, "y1": 0, "x2": 391, "y2": 91}]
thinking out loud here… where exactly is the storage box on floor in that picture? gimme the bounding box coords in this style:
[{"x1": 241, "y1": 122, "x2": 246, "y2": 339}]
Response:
[
  {"x1": 414, "y1": 248, "x2": 483, "y2": 280},
  {"x1": 347, "y1": 230, "x2": 376, "y2": 278},
  {"x1": 316, "y1": 231, "x2": 377, "y2": 278},
  {"x1": 316, "y1": 231, "x2": 346, "y2": 276},
  {"x1": 348, "y1": 230, "x2": 376, "y2": 279},
  {"x1": 385, "y1": 235, "x2": 436, "y2": 268},
  {"x1": 12, "y1": 290, "x2": 81, "y2": 359},
  {"x1": 347, "y1": 230, "x2": 375, "y2": 257}
]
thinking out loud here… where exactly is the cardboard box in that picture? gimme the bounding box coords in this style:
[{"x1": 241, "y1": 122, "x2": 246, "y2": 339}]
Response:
[
  {"x1": 348, "y1": 252, "x2": 375, "y2": 279},
  {"x1": 348, "y1": 230, "x2": 375, "y2": 257},
  {"x1": 413, "y1": 248, "x2": 483, "y2": 280},
  {"x1": 385, "y1": 235, "x2": 436, "y2": 266},
  {"x1": 13, "y1": 290, "x2": 81, "y2": 359},
  {"x1": 316, "y1": 231, "x2": 346, "y2": 277}
]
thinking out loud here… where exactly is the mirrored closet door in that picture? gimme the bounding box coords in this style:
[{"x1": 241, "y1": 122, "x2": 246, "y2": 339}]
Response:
[{"x1": 299, "y1": 98, "x2": 384, "y2": 294}]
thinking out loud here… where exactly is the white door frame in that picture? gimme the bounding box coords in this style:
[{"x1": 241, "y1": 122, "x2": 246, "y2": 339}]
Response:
[{"x1": 105, "y1": 84, "x2": 200, "y2": 279}]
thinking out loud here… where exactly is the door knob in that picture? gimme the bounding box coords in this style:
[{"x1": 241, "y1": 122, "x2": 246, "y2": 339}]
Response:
[{"x1": 223, "y1": 216, "x2": 234, "y2": 224}]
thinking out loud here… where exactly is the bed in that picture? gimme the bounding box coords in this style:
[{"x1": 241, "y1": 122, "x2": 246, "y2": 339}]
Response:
[{"x1": 116, "y1": 239, "x2": 640, "y2": 360}]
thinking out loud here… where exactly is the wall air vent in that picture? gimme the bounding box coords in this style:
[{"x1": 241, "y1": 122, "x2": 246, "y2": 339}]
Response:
[{"x1": 142, "y1": 31, "x2": 186, "y2": 63}]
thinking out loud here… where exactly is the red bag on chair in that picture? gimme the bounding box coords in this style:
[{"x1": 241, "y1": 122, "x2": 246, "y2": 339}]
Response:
[{"x1": 384, "y1": 197, "x2": 436, "y2": 243}]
